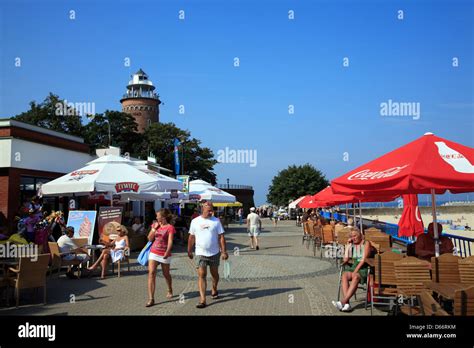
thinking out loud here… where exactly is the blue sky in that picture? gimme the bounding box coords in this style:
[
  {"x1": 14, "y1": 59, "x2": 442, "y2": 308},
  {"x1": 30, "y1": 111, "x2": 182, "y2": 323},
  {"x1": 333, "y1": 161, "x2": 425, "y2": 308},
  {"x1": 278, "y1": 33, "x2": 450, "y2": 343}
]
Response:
[{"x1": 1, "y1": 0, "x2": 473, "y2": 205}]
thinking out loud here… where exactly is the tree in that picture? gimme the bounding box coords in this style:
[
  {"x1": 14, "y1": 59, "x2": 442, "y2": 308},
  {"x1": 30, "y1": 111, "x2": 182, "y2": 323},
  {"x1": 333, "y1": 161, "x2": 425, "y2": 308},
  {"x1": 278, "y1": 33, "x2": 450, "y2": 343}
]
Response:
[
  {"x1": 12, "y1": 93, "x2": 83, "y2": 136},
  {"x1": 11, "y1": 93, "x2": 217, "y2": 182},
  {"x1": 139, "y1": 122, "x2": 217, "y2": 183},
  {"x1": 82, "y1": 110, "x2": 141, "y2": 156},
  {"x1": 267, "y1": 164, "x2": 329, "y2": 206}
]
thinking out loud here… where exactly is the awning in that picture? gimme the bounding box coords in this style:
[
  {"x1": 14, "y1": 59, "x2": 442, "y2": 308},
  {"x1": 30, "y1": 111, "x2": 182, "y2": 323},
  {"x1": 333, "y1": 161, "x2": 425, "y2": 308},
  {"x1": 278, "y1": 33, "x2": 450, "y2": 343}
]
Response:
[{"x1": 213, "y1": 202, "x2": 243, "y2": 207}]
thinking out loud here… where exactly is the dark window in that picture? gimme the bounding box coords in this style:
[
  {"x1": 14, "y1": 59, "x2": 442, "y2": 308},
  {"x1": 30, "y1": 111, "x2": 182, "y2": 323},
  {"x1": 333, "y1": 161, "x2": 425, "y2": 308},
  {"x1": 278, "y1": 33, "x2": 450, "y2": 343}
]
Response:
[{"x1": 19, "y1": 176, "x2": 59, "y2": 212}]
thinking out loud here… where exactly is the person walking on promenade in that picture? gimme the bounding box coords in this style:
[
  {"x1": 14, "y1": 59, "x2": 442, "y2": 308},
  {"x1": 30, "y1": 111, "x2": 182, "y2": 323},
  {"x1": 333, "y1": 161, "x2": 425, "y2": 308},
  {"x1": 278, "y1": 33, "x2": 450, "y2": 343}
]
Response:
[
  {"x1": 145, "y1": 208, "x2": 175, "y2": 307},
  {"x1": 272, "y1": 209, "x2": 278, "y2": 227},
  {"x1": 247, "y1": 207, "x2": 262, "y2": 250},
  {"x1": 188, "y1": 201, "x2": 228, "y2": 309},
  {"x1": 237, "y1": 207, "x2": 243, "y2": 225}
]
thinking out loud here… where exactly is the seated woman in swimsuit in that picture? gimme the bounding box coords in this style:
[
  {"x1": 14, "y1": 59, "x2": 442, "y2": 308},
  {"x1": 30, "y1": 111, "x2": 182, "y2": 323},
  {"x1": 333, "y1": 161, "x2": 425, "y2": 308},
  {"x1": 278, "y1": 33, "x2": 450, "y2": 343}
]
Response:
[
  {"x1": 88, "y1": 225, "x2": 129, "y2": 279},
  {"x1": 332, "y1": 227, "x2": 371, "y2": 312}
]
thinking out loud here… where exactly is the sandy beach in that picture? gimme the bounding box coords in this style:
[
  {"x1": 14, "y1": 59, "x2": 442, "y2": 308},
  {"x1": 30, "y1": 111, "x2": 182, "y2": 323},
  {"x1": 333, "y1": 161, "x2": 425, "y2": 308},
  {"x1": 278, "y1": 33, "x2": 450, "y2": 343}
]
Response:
[
  {"x1": 362, "y1": 208, "x2": 474, "y2": 254},
  {"x1": 367, "y1": 212, "x2": 474, "y2": 239}
]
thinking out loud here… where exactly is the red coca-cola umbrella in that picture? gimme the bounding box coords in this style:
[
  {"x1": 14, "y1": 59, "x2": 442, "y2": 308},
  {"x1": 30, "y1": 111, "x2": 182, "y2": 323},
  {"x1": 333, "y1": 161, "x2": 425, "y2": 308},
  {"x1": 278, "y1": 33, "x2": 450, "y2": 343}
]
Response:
[
  {"x1": 311, "y1": 186, "x2": 356, "y2": 206},
  {"x1": 331, "y1": 133, "x2": 474, "y2": 196},
  {"x1": 298, "y1": 195, "x2": 325, "y2": 208},
  {"x1": 331, "y1": 132, "x2": 474, "y2": 255},
  {"x1": 310, "y1": 186, "x2": 398, "y2": 229},
  {"x1": 298, "y1": 188, "x2": 364, "y2": 208},
  {"x1": 312, "y1": 186, "x2": 397, "y2": 206},
  {"x1": 398, "y1": 194, "x2": 424, "y2": 238}
]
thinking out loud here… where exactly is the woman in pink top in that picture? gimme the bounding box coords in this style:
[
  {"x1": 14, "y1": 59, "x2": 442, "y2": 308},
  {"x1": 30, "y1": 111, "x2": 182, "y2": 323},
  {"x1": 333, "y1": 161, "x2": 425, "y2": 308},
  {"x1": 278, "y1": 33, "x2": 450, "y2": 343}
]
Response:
[{"x1": 146, "y1": 208, "x2": 175, "y2": 307}]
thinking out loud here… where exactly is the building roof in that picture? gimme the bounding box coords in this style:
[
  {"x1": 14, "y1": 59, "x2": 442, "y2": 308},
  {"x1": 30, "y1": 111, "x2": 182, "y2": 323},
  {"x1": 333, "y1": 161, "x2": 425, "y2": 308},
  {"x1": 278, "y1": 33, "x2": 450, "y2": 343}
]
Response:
[{"x1": 0, "y1": 118, "x2": 85, "y2": 143}]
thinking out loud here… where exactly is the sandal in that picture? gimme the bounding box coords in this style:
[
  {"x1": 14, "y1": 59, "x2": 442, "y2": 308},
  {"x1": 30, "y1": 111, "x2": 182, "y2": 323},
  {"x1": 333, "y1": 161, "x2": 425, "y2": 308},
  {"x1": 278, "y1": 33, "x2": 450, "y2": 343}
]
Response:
[
  {"x1": 166, "y1": 291, "x2": 173, "y2": 299},
  {"x1": 211, "y1": 291, "x2": 219, "y2": 299},
  {"x1": 145, "y1": 299, "x2": 155, "y2": 307},
  {"x1": 196, "y1": 302, "x2": 206, "y2": 309}
]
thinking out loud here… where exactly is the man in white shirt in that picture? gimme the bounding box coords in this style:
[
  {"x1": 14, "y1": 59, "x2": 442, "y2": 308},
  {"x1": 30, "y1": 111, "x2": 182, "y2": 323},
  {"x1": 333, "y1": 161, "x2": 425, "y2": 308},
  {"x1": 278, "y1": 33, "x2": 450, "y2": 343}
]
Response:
[
  {"x1": 247, "y1": 207, "x2": 262, "y2": 250},
  {"x1": 188, "y1": 201, "x2": 228, "y2": 309},
  {"x1": 57, "y1": 227, "x2": 90, "y2": 278}
]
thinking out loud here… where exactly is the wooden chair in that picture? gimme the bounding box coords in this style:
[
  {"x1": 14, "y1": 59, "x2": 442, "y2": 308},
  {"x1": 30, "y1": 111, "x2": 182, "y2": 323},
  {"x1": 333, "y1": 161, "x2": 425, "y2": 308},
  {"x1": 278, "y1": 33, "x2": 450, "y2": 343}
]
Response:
[
  {"x1": 307, "y1": 220, "x2": 316, "y2": 246},
  {"x1": 458, "y1": 256, "x2": 474, "y2": 284},
  {"x1": 334, "y1": 224, "x2": 346, "y2": 239},
  {"x1": 320, "y1": 224, "x2": 336, "y2": 259},
  {"x1": 336, "y1": 229, "x2": 351, "y2": 246},
  {"x1": 311, "y1": 224, "x2": 322, "y2": 257},
  {"x1": 370, "y1": 251, "x2": 404, "y2": 315},
  {"x1": 364, "y1": 227, "x2": 382, "y2": 237},
  {"x1": 431, "y1": 254, "x2": 461, "y2": 283},
  {"x1": 366, "y1": 232, "x2": 392, "y2": 252},
  {"x1": 7, "y1": 254, "x2": 50, "y2": 307},
  {"x1": 302, "y1": 222, "x2": 310, "y2": 248},
  {"x1": 48, "y1": 242, "x2": 82, "y2": 278},
  {"x1": 111, "y1": 252, "x2": 130, "y2": 278},
  {"x1": 417, "y1": 291, "x2": 449, "y2": 316},
  {"x1": 394, "y1": 257, "x2": 431, "y2": 315},
  {"x1": 335, "y1": 229, "x2": 351, "y2": 265},
  {"x1": 454, "y1": 285, "x2": 474, "y2": 316}
]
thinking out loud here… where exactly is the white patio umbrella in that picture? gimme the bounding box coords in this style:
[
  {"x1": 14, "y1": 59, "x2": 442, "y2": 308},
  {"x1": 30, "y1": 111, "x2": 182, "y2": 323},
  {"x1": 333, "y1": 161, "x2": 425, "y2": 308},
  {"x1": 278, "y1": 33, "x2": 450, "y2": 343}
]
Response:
[
  {"x1": 134, "y1": 167, "x2": 183, "y2": 192},
  {"x1": 188, "y1": 180, "x2": 236, "y2": 203},
  {"x1": 41, "y1": 155, "x2": 180, "y2": 196},
  {"x1": 118, "y1": 191, "x2": 187, "y2": 202},
  {"x1": 289, "y1": 196, "x2": 306, "y2": 210}
]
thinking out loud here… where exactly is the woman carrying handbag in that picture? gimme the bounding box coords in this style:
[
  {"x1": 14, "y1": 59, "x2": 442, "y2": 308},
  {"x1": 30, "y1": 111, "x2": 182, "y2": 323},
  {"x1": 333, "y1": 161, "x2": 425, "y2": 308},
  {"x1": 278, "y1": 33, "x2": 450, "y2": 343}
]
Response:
[{"x1": 146, "y1": 208, "x2": 175, "y2": 307}]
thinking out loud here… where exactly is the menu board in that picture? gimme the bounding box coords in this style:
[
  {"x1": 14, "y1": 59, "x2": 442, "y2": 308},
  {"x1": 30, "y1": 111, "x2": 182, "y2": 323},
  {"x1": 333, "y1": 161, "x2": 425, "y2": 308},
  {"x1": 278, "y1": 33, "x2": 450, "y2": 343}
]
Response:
[{"x1": 97, "y1": 206, "x2": 123, "y2": 243}]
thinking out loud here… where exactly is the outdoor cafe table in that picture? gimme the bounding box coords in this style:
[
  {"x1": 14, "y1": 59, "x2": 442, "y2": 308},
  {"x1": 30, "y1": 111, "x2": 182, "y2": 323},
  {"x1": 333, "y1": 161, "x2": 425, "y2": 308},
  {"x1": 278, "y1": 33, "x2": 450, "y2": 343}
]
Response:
[
  {"x1": 84, "y1": 245, "x2": 105, "y2": 265},
  {"x1": 423, "y1": 281, "x2": 471, "y2": 301}
]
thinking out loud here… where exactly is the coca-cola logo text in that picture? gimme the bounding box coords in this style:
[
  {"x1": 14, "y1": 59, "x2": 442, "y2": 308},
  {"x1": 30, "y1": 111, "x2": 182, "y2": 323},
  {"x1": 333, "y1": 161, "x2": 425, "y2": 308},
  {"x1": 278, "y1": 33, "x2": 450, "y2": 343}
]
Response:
[
  {"x1": 347, "y1": 165, "x2": 409, "y2": 181},
  {"x1": 115, "y1": 182, "x2": 139, "y2": 193}
]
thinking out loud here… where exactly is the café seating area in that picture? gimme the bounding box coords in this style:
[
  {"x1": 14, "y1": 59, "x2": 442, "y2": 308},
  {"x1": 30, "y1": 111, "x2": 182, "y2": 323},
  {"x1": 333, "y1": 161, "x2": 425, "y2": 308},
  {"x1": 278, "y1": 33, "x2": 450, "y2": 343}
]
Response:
[
  {"x1": 301, "y1": 219, "x2": 474, "y2": 316},
  {"x1": 0, "y1": 237, "x2": 137, "y2": 307}
]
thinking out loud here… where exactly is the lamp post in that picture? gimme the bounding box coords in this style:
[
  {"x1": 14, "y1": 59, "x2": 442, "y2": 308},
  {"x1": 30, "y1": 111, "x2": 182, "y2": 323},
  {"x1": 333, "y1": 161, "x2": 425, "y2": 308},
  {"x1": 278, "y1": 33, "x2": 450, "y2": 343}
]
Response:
[
  {"x1": 105, "y1": 119, "x2": 111, "y2": 147},
  {"x1": 227, "y1": 178, "x2": 230, "y2": 189}
]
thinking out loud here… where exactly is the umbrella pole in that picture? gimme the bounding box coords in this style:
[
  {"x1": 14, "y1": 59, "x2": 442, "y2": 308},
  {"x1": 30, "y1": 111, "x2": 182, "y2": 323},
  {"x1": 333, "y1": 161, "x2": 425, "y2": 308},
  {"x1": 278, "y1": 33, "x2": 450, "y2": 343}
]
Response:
[
  {"x1": 352, "y1": 203, "x2": 355, "y2": 224},
  {"x1": 359, "y1": 200, "x2": 363, "y2": 233},
  {"x1": 345, "y1": 203, "x2": 348, "y2": 223},
  {"x1": 431, "y1": 189, "x2": 440, "y2": 257}
]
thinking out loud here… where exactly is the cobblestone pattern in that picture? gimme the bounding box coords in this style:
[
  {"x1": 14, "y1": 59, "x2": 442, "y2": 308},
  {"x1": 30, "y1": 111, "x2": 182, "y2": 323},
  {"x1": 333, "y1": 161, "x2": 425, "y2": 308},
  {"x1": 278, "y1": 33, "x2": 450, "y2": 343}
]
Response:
[{"x1": 0, "y1": 220, "x2": 384, "y2": 316}]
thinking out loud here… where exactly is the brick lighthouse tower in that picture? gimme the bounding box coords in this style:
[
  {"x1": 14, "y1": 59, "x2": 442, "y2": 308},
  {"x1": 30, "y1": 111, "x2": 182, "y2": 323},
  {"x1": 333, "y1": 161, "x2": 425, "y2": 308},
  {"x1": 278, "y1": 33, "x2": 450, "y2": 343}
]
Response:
[{"x1": 120, "y1": 69, "x2": 161, "y2": 133}]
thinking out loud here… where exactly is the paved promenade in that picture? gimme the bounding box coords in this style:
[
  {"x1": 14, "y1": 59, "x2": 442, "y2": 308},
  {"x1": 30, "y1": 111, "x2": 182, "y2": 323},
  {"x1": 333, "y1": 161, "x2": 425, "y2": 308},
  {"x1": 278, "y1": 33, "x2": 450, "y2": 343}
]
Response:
[{"x1": 1, "y1": 220, "x2": 385, "y2": 316}]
